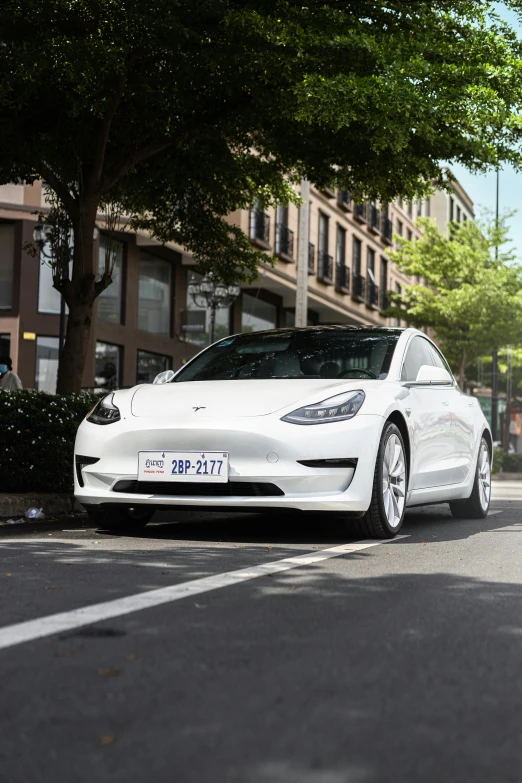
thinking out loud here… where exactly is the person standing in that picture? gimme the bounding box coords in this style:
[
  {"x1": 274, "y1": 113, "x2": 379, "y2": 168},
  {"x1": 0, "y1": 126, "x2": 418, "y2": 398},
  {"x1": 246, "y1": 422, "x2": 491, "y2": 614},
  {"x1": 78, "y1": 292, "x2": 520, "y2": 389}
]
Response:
[{"x1": 0, "y1": 357, "x2": 22, "y2": 391}]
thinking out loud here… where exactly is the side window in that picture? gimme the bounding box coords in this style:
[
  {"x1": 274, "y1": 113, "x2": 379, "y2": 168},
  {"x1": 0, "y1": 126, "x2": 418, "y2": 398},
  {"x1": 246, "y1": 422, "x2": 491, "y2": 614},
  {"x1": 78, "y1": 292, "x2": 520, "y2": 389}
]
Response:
[
  {"x1": 428, "y1": 344, "x2": 453, "y2": 378},
  {"x1": 401, "y1": 337, "x2": 435, "y2": 382}
]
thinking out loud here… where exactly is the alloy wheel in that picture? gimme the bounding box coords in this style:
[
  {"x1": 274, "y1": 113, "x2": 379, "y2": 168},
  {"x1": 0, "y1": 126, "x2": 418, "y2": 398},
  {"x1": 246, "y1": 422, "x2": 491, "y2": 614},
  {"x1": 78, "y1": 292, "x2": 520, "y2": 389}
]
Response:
[
  {"x1": 478, "y1": 442, "x2": 491, "y2": 511},
  {"x1": 382, "y1": 434, "x2": 406, "y2": 528}
]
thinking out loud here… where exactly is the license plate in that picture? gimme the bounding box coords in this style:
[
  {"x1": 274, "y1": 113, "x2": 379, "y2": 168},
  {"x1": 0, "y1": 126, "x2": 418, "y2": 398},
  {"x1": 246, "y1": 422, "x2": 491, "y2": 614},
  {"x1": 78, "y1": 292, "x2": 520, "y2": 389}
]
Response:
[{"x1": 138, "y1": 451, "x2": 229, "y2": 482}]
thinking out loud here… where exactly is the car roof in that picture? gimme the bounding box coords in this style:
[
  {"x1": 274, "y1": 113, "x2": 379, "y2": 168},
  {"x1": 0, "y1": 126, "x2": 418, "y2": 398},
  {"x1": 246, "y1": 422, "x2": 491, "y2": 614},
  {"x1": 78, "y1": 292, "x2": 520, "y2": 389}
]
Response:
[{"x1": 226, "y1": 325, "x2": 405, "y2": 339}]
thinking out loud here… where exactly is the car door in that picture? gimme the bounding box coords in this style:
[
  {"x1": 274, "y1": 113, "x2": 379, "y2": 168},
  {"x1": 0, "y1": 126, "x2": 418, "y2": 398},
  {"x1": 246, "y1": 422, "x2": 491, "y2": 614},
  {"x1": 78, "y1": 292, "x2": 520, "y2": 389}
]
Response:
[
  {"x1": 401, "y1": 336, "x2": 456, "y2": 490},
  {"x1": 428, "y1": 342, "x2": 475, "y2": 483}
]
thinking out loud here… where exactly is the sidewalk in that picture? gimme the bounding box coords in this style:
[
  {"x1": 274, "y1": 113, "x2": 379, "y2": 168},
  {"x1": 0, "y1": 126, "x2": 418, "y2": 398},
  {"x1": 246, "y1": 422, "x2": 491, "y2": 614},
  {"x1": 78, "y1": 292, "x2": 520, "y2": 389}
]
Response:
[{"x1": 491, "y1": 481, "x2": 522, "y2": 501}]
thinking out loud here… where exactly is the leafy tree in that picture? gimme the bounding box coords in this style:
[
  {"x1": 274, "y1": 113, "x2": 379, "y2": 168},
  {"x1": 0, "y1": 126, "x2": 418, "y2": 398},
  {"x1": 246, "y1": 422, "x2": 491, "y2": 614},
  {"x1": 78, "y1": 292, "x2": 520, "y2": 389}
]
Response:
[
  {"x1": 385, "y1": 216, "x2": 522, "y2": 387},
  {"x1": 1, "y1": 1, "x2": 522, "y2": 391}
]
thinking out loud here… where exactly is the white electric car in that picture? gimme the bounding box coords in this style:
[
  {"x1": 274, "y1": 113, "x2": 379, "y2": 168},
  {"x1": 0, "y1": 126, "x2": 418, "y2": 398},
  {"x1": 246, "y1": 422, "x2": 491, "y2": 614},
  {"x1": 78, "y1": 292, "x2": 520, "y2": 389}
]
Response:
[{"x1": 74, "y1": 326, "x2": 492, "y2": 538}]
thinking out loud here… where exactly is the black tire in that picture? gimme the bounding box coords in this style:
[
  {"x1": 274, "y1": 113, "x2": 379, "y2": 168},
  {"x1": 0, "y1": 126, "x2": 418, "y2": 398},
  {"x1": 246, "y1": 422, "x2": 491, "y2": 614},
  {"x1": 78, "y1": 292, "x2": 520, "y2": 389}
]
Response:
[
  {"x1": 449, "y1": 437, "x2": 491, "y2": 520},
  {"x1": 85, "y1": 505, "x2": 154, "y2": 531},
  {"x1": 351, "y1": 422, "x2": 408, "y2": 540}
]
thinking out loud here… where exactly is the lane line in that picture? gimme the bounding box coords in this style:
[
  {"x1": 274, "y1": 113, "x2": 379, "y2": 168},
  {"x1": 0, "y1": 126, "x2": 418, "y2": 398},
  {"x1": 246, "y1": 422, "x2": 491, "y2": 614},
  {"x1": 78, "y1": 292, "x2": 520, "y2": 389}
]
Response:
[
  {"x1": 0, "y1": 537, "x2": 407, "y2": 652},
  {"x1": 488, "y1": 511, "x2": 503, "y2": 516}
]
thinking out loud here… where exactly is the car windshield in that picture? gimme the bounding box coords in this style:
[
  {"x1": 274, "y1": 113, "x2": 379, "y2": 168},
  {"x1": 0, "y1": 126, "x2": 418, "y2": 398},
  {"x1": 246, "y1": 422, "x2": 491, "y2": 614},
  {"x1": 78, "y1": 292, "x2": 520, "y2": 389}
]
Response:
[{"x1": 174, "y1": 329, "x2": 400, "y2": 382}]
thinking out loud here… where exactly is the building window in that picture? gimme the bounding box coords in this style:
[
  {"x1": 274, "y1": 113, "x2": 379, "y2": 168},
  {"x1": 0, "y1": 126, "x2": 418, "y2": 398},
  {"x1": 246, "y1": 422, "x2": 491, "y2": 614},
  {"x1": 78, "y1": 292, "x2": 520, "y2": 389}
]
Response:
[
  {"x1": 407, "y1": 229, "x2": 412, "y2": 242},
  {"x1": 367, "y1": 247, "x2": 375, "y2": 273},
  {"x1": 184, "y1": 271, "x2": 231, "y2": 347},
  {"x1": 318, "y1": 212, "x2": 329, "y2": 254},
  {"x1": 407, "y1": 201, "x2": 413, "y2": 218},
  {"x1": 241, "y1": 293, "x2": 277, "y2": 333},
  {"x1": 95, "y1": 341, "x2": 121, "y2": 389},
  {"x1": 336, "y1": 226, "x2": 346, "y2": 267},
  {"x1": 98, "y1": 236, "x2": 124, "y2": 324},
  {"x1": 425, "y1": 198, "x2": 431, "y2": 217},
  {"x1": 137, "y1": 349, "x2": 171, "y2": 384},
  {"x1": 417, "y1": 199, "x2": 422, "y2": 217},
  {"x1": 35, "y1": 336, "x2": 59, "y2": 394},
  {"x1": 0, "y1": 223, "x2": 15, "y2": 310},
  {"x1": 0, "y1": 333, "x2": 10, "y2": 357},
  {"x1": 352, "y1": 237, "x2": 362, "y2": 276},
  {"x1": 395, "y1": 283, "x2": 401, "y2": 327},
  {"x1": 456, "y1": 205, "x2": 461, "y2": 223},
  {"x1": 380, "y1": 258, "x2": 388, "y2": 307},
  {"x1": 138, "y1": 252, "x2": 172, "y2": 336},
  {"x1": 449, "y1": 197, "x2": 454, "y2": 222},
  {"x1": 397, "y1": 197, "x2": 403, "y2": 210},
  {"x1": 463, "y1": 214, "x2": 467, "y2": 222},
  {"x1": 397, "y1": 220, "x2": 403, "y2": 237}
]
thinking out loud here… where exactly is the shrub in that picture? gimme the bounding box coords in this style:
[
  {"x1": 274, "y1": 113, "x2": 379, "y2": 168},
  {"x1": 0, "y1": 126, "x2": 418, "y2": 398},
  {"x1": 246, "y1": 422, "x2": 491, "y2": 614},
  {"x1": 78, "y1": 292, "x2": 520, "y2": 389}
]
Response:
[
  {"x1": 0, "y1": 389, "x2": 100, "y2": 493},
  {"x1": 500, "y1": 452, "x2": 522, "y2": 473},
  {"x1": 492, "y1": 446, "x2": 504, "y2": 475}
]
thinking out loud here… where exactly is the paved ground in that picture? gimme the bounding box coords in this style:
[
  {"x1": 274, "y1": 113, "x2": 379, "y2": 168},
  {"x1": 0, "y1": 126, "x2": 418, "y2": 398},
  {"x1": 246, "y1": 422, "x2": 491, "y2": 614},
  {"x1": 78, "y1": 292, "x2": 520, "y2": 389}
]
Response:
[{"x1": 1, "y1": 484, "x2": 521, "y2": 783}]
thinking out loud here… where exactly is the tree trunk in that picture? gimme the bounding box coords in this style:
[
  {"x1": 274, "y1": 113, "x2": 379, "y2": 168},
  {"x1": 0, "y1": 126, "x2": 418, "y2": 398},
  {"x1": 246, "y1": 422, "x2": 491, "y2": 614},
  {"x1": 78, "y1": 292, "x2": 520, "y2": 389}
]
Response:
[{"x1": 56, "y1": 201, "x2": 98, "y2": 394}]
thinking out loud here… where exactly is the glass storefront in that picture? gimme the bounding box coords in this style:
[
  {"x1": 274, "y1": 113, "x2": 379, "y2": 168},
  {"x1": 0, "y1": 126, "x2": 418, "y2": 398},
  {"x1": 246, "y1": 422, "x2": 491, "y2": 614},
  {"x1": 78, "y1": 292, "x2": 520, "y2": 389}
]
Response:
[
  {"x1": 95, "y1": 342, "x2": 121, "y2": 389},
  {"x1": 137, "y1": 350, "x2": 171, "y2": 384},
  {"x1": 241, "y1": 293, "x2": 277, "y2": 333},
  {"x1": 35, "y1": 336, "x2": 59, "y2": 393},
  {"x1": 138, "y1": 252, "x2": 171, "y2": 335},
  {"x1": 98, "y1": 237, "x2": 124, "y2": 324}
]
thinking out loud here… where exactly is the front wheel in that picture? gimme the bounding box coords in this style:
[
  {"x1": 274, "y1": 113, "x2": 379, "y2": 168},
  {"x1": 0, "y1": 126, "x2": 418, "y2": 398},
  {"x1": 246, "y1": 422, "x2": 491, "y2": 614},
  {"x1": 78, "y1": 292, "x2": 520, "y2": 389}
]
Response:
[
  {"x1": 352, "y1": 422, "x2": 408, "y2": 539},
  {"x1": 85, "y1": 505, "x2": 154, "y2": 531},
  {"x1": 449, "y1": 438, "x2": 491, "y2": 520}
]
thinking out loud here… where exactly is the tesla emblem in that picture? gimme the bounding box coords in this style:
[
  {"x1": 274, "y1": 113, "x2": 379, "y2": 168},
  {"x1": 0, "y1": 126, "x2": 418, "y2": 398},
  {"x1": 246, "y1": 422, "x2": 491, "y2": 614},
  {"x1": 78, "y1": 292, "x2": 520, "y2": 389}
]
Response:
[{"x1": 193, "y1": 406, "x2": 206, "y2": 412}]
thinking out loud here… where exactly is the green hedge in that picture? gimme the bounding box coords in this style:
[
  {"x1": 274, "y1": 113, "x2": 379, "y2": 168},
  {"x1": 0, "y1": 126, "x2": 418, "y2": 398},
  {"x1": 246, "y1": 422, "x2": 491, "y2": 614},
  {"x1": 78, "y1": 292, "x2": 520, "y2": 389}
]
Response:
[
  {"x1": 492, "y1": 447, "x2": 504, "y2": 475},
  {"x1": 500, "y1": 452, "x2": 522, "y2": 473},
  {"x1": 0, "y1": 389, "x2": 100, "y2": 493}
]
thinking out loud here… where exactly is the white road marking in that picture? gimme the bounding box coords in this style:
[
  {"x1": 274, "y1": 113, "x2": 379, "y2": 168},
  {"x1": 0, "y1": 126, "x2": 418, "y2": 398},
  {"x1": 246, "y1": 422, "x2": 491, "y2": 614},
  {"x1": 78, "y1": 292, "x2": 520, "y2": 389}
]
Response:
[
  {"x1": 0, "y1": 537, "x2": 407, "y2": 652},
  {"x1": 488, "y1": 511, "x2": 503, "y2": 516}
]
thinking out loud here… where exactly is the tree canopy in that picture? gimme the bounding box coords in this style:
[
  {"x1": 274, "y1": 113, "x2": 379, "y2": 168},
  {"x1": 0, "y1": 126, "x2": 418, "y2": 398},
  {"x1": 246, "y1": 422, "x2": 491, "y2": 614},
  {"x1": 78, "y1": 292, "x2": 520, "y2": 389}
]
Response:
[
  {"x1": 2, "y1": 0, "x2": 522, "y2": 390},
  {"x1": 385, "y1": 215, "x2": 522, "y2": 386}
]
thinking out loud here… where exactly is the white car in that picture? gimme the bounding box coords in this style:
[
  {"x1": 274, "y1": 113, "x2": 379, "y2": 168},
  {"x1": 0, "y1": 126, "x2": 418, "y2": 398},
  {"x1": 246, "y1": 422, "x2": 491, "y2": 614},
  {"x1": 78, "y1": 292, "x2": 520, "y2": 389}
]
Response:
[{"x1": 74, "y1": 327, "x2": 492, "y2": 539}]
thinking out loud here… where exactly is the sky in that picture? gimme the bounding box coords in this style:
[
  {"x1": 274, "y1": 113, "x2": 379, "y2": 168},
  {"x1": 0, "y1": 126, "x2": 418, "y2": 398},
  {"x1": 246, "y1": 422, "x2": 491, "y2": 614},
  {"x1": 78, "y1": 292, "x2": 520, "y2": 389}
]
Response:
[{"x1": 449, "y1": 3, "x2": 522, "y2": 259}]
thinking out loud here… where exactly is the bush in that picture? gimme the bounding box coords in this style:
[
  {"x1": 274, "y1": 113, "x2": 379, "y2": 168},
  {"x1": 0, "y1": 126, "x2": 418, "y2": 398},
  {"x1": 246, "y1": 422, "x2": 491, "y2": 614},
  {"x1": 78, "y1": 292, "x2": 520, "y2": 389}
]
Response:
[
  {"x1": 500, "y1": 452, "x2": 522, "y2": 473},
  {"x1": 0, "y1": 389, "x2": 100, "y2": 493},
  {"x1": 492, "y1": 446, "x2": 504, "y2": 475}
]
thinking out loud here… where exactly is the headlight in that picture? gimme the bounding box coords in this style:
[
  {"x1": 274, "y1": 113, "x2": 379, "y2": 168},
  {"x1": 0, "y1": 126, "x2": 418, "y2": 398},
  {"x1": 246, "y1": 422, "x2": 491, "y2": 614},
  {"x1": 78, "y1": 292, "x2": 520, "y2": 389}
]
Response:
[
  {"x1": 86, "y1": 394, "x2": 121, "y2": 425},
  {"x1": 281, "y1": 390, "x2": 365, "y2": 425}
]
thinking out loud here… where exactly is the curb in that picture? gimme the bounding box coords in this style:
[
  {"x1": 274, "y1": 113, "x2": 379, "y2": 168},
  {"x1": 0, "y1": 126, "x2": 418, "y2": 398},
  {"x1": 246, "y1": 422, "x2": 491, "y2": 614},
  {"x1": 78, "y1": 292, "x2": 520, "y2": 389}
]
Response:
[{"x1": 0, "y1": 493, "x2": 82, "y2": 519}]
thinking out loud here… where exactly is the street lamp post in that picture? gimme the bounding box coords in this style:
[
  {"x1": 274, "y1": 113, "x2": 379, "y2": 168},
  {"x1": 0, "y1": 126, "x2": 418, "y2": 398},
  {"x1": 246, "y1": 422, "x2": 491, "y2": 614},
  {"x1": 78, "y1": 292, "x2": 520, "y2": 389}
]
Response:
[{"x1": 187, "y1": 275, "x2": 241, "y2": 345}]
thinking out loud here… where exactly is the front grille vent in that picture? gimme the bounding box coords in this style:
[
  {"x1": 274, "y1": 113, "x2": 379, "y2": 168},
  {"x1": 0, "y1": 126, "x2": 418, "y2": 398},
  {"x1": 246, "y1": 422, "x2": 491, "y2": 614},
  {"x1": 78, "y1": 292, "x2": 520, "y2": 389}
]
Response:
[
  {"x1": 75, "y1": 455, "x2": 100, "y2": 487},
  {"x1": 112, "y1": 480, "x2": 284, "y2": 497}
]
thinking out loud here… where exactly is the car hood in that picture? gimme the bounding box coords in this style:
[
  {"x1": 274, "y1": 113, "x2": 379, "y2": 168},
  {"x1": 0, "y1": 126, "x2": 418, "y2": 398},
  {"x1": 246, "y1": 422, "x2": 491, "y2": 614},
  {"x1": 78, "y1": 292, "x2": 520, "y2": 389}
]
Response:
[{"x1": 130, "y1": 379, "x2": 368, "y2": 418}]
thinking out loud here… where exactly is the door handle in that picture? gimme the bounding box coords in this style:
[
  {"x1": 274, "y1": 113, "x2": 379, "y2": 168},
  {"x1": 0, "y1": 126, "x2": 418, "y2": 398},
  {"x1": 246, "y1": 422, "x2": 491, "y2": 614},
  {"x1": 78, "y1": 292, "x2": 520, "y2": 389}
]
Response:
[{"x1": 442, "y1": 400, "x2": 449, "y2": 406}]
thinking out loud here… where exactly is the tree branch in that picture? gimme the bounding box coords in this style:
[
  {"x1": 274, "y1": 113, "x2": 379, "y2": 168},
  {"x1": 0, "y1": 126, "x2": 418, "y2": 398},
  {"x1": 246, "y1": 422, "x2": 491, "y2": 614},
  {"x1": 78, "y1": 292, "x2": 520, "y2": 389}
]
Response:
[
  {"x1": 38, "y1": 162, "x2": 77, "y2": 218},
  {"x1": 100, "y1": 135, "x2": 183, "y2": 194},
  {"x1": 87, "y1": 67, "x2": 129, "y2": 194}
]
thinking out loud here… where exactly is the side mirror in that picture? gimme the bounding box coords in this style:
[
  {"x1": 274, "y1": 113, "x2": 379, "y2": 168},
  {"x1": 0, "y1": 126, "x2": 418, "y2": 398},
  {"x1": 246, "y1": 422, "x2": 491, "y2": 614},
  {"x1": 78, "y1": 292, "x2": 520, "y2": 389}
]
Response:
[
  {"x1": 153, "y1": 369, "x2": 175, "y2": 385},
  {"x1": 415, "y1": 365, "x2": 452, "y2": 384}
]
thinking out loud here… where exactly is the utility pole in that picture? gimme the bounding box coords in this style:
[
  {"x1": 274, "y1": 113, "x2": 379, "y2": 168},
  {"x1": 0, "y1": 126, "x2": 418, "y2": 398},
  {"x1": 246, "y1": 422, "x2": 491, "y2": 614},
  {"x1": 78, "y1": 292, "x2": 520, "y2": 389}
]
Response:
[
  {"x1": 491, "y1": 167, "x2": 500, "y2": 441},
  {"x1": 295, "y1": 179, "x2": 310, "y2": 327}
]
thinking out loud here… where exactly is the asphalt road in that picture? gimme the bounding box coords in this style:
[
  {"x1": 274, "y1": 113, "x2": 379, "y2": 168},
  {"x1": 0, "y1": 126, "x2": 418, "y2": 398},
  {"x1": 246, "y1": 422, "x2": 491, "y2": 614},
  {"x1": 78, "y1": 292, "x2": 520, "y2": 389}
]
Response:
[{"x1": 1, "y1": 484, "x2": 522, "y2": 783}]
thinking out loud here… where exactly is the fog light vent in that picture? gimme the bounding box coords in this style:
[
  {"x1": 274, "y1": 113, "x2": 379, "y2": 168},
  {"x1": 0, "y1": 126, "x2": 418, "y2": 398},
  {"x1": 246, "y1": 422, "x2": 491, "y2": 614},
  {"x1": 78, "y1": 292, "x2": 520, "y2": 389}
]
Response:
[
  {"x1": 298, "y1": 458, "x2": 358, "y2": 469},
  {"x1": 75, "y1": 455, "x2": 100, "y2": 487}
]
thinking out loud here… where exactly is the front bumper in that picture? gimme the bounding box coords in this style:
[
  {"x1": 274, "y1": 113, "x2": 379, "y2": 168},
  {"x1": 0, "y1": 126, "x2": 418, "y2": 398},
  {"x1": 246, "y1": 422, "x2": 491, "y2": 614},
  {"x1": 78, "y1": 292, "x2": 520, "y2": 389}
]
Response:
[{"x1": 74, "y1": 414, "x2": 385, "y2": 513}]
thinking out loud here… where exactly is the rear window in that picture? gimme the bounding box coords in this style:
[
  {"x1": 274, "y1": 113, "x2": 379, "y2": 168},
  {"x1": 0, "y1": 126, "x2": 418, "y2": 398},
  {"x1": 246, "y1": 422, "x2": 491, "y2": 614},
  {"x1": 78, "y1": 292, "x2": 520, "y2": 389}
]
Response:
[{"x1": 175, "y1": 330, "x2": 400, "y2": 382}]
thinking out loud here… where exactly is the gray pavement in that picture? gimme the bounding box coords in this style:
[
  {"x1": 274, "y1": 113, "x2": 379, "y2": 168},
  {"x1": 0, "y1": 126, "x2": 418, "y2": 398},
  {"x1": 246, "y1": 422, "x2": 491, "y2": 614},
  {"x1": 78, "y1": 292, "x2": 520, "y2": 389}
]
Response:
[{"x1": 1, "y1": 495, "x2": 522, "y2": 783}]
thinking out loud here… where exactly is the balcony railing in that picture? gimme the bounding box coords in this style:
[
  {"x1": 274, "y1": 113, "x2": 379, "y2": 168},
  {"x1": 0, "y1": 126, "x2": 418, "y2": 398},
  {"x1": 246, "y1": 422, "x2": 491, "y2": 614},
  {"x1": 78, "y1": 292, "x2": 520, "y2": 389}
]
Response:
[
  {"x1": 250, "y1": 210, "x2": 270, "y2": 245},
  {"x1": 308, "y1": 243, "x2": 315, "y2": 275},
  {"x1": 275, "y1": 223, "x2": 294, "y2": 260},
  {"x1": 337, "y1": 190, "x2": 352, "y2": 211},
  {"x1": 317, "y1": 251, "x2": 334, "y2": 283},
  {"x1": 381, "y1": 215, "x2": 393, "y2": 244},
  {"x1": 380, "y1": 290, "x2": 391, "y2": 310},
  {"x1": 353, "y1": 203, "x2": 367, "y2": 223},
  {"x1": 352, "y1": 272, "x2": 366, "y2": 299},
  {"x1": 368, "y1": 204, "x2": 380, "y2": 232},
  {"x1": 367, "y1": 280, "x2": 379, "y2": 307},
  {"x1": 335, "y1": 263, "x2": 350, "y2": 292}
]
